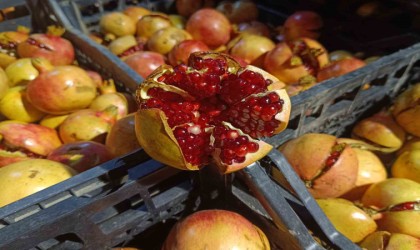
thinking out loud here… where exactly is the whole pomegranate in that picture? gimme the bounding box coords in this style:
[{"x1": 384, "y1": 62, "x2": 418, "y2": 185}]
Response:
[
  {"x1": 17, "y1": 26, "x2": 75, "y2": 66},
  {"x1": 264, "y1": 38, "x2": 329, "y2": 85},
  {"x1": 361, "y1": 178, "x2": 420, "y2": 238},
  {"x1": 5, "y1": 57, "x2": 53, "y2": 86},
  {"x1": 185, "y1": 8, "x2": 231, "y2": 49},
  {"x1": 278, "y1": 133, "x2": 359, "y2": 198},
  {"x1": 226, "y1": 33, "x2": 275, "y2": 67},
  {"x1": 89, "y1": 92, "x2": 136, "y2": 120},
  {"x1": 99, "y1": 12, "x2": 136, "y2": 37},
  {"x1": 360, "y1": 231, "x2": 420, "y2": 250},
  {"x1": 40, "y1": 114, "x2": 69, "y2": 129},
  {"x1": 123, "y1": 51, "x2": 166, "y2": 79},
  {"x1": 26, "y1": 65, "x2": 98, "y2": 115},
  {"x1": 123, "y1": 6, "x2": 151, "y2": 23},
  {"x1": 392, "y1": 148, "x2": 420, "y2": 183},
  {"x1": 136, "y1": 14, "x2": 172, "y2": 40},
  {"x1": 317, "y1": 198, "x2": 377, "y2": 242},
  {"x1": 107, "y1": 35, "x2": 144, "y2": 57},
  {"x1": 162, "y1": 209, "x2": 270, "y2": 250},
  {"x1": 168, "y1": 39, "x2": 210, "y2": 66},
  {"x1": 317, "y1": 57, "x2": 366, "y2": 82},
  {"x1": 216, "y1": 0, "x2": 259, "y2": 24},
  {"x1": 236, "y1": 21, "x2": 271, "y2": 37},
  {"x1": 105, "y1": 113, "x2": 141, "y2": 157},
  {"x1": 136, "y1": 52, "x2": 291, "y2": 173},
  {"x1": 59, "y1": 106, "x2": 118, "y2": 144},
  {"x1": 175, "y1": 0, "x2": 215, "y2": 17},
  {"x1": 391, "y1": 83, "x2": 420, "y2": 137},
  {"x1": 0, "y1": 27, "x2": 30, "y2": 69},
  {"x1": 147, "y1": 27, "x2": 192, "y2": 55},
  {"x1": 282, "y1": 11, "x2": 323, "y2": 42},
  {"x1": 47, "y1": 141, "x2": 113, "y2": 172}
]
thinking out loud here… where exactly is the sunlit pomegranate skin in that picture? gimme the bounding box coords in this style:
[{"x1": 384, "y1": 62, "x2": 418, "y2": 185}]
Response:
[
  {"x1": 283, "y1": 11, "x2": 323, "y2": 42},
  {"x1": 186, "y1": 8, "x2": 231, "y2": 49},
  {"x1": 47, "y1": 141, "x2": 113, "y2": 172},
  {"x1": 123, "y1": 51, "x2": 166, "y2": 79},
  {"x1": 162, "y1": 209, "x2": 270, "y2": 250},
  {"x1": 136, "y1": 52, "x2": 290, "y2": 173},
  {"x1": 17, "y1": 27, "x2": 75, "y2": 66},
  {"x1": 168, "y1": 39, "x2": 210, "y2": 66},
  {"x1": 317, "y1": 57, "x2": 366, "y2": 82}
]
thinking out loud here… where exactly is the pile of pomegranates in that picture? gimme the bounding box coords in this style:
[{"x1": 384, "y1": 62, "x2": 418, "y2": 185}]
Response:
[
  {"x1": 88, "y1": 0, "x2": 378, "y2": 97},
  {"x1": 0, "y1": 26, "x2": 141, "y2": 207},
  {"x1": 274, "y1": 82, "x2": 420, "y2": 248}
]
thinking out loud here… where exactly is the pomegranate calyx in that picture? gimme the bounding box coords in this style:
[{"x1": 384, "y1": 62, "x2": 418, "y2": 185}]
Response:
[
  {"x1": 31, "y1": 57, "x2": 54, "y2": 73},
  {"x1": 135, "y1": 108, "x2": 199, "y2": 170},
  {"x1": 98, "y1": 79, "x2": 117, "y2": 94}
]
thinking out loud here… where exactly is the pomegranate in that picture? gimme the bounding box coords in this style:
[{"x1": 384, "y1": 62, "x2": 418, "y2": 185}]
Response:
[
  {"x1": 162, "y1": 209, "x2": 270, "y2": 250},
  {"x1": 360, "y1": 231, "x2": 420, "y2": 250},
  {"x1": 123, "y1": 6, "x2": 151, "y2": 23},
  {"x1": 99, "y1": 12, "x2": 136, "y2": 37},
  {"x1": 391, "y1": 83, "x2": 420, "y2": 137},
  {"x1": 328, "y1": 50, "x2": 353, "y2": 62},
  {"x1": 86, "y1": 70, "x2": 103, "y2": 89},
  {"x1": 26, "y1": 65, "x2": 97, "y2": 115},
  {"x1": 317, "y1": 57, "x2": 366, "y2": 82},
  {"x1": 5, "y1": 57, "x2": 53, "y2": 86},
  {"x1": 147, "y1": 27, "x2": 192, "y2": 55},
  {"x1": 168, "y1": 39, "x2": 210, "y2": 66},
  {"x1": 216, "y1": 0, "x2": 259, "y2": 24},
  {"x1": 59, "y1": 106, "x2": 118, "y2": 144},
  {"x1": 392, "y1": 148, "x2": 420, "y2": 183},
  {"x1": 89, "y1": 92, "x2": 135, "y2": 120},
  {"x1": 226, "y1": 33, "x2": 275, "y2": 67},
  {"x1": 282, "y1": 11, "x2": 323, "y2": 42},
  {"x1": 40, "y1": 114, "x2": 69, "y2": 129},
  {"x1": 0, "y1": 85, "x2": 46, "y2": 122},
  {"x1": 0, "y1": 27, "x2": 30, "y2": 69},
  {"x1": 236, "y1": 21, "x2": 271, "y2": 37},
  {"x1": 169, "y1": 14, "x2": 186, "y2": 29},
  {"x1": 397, "y1": 136, "x2": 420, "y2": 156},
  {"x1": 0, "y1": 121, "x2": 62, "y2": 167},
  {"x1": 185, "y1": 8, "x2": 231, "y2": 49},
  {"x1": 17, "y1": 26, "x2": 75, "y2": 66},
  {"x1": 107, "y1": 35, "x2": 144, "y2": 57},
  {"x1": 175, "y1": 0, "x2": 215, "y2": 17},
  {"x1": 135, "y1": 52, "x2": 290, "y2": 173},
  {"x1": 0, "y1": 68, "x2": 9, "y2": 99},
  {"x1": 361, "y1": 178, "x2": 420, "y2": 238},
  {"x1": 317, "y1": 198, "x2": 377, "y2": 242},
  {"x1": 123, "y1": 51, "x2": 166, "y2": 79},
  {"x1": 0, "y1": 159, "x2": 76, "y2": 207},
  {"x1": 278, "y1": 133, "x2": 358, "y2": 198},
  {"x1": 352, "y1": 112, "x2": 406, "y2": 150},
  {"x1": 264, "y1": 38, "x2": 329, "y2": 85},
  {"x1": 47, "y1": 141, "x2": 113, "y2": 172},
  {"x1": 105, "y1": 113, "x2": 141, "y2": 157},
  {"x1": 136, "y1": 14, "x2": 172, "y2": 40}
]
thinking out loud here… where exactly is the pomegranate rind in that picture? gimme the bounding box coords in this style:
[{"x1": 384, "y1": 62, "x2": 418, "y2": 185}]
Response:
[{"x1": 135, "y1": 108, "x2": 198, "y2": 171}]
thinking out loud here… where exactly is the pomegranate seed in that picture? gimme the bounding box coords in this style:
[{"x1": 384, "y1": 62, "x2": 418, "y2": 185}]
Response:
[{"x1": 247, "y1": 142, "x2": 259, "y2": 153}]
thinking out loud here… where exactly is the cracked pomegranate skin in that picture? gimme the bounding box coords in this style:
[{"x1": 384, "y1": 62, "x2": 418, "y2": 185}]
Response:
[{"x1": 135, "y1": 52, "x2": 291, "y2": 173}]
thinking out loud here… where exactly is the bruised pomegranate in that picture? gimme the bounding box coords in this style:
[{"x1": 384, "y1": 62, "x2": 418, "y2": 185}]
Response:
[
  {"x1": 168, "y1": 39, "x2": 210, "y2": 66},
  {"x1": 17, "y1": 26, "x2": 75, "y2": 66},
  {"x1": 391, "y1": 83, "x2": 420, "y2": 137},
  {"x1": 185, "y1": 8, "x2": 231, "y2": 49},
  {"x1": 26, "y1": 65, "x2": 97, "y2": 115},
  {"x1": 264, "y1": 38, "x2": 329, "y2": 85},
  {"x1": 47, "y1": 141, "x2": 112, "y2": 172},
  {"x1": 279, "y1": 133, "x2": 358, "y2": 198},
  {"x1": 136, "y1": 52, "x2": 290, "y2": 173},
  {"x1": 106, "y1": 113, "x2": 141, "y2": 157},
  {"x1": 317, "y1": 57, "x2": 366, "y2": 82},
  {"x1": 162, "y1": 209, "x2": 270, "y2": 250},
  {"x1": 123, "y1": 51, "x2": 166, "y2": 79},
  {"x1": 282, "y1": 11, "x2": 323, "y2": 42}
]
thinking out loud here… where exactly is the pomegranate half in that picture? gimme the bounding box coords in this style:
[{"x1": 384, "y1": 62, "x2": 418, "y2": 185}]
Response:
[{"x1": 135, "y1": 52, "x2": 290, "y2": 173}]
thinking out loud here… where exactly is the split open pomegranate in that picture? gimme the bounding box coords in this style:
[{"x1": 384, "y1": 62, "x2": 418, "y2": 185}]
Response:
[{"x1": 135, "y1": 52, "x2": 290, "y2": 173}]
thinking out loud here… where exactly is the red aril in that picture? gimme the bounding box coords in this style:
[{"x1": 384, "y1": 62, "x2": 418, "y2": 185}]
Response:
[{"x1": 135, "y1": 52, "x2": 290, "y2": 173}]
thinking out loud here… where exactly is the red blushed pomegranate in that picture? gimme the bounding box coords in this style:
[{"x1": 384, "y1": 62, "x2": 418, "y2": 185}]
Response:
[
  {"x1": 175, "y1": 0, "x2": 215, "y2": 17},
  {"x1": 0, "y1": 27, "x2": 30, "y2": 69},
  {"x1": 0, "y1": 121, "x2": 62, "y2": 167},
  {"x1": 317, "y1": 57, "x2": 366, "y2": 82},
  {"x1": 279, "y1": 133, "x2": 359, "y2": 198},
  {"x1": 185, "y1": 8, "x2": 231, "y2": 49},
  {"x1": 283, "y1": 11, "x2": 323, "y2": 42},
  {"x1": 168, "y1": 39, "x2": 210, "y2": 66},
  {"x1": 17, "y1": 26, "x2": 75, "y2": 66},
  {"x1": 123, "y1": 51, "x2": 166, "y2": 79},
  {"x1": 47, "y1": 141, "x2": 113, "y2": 172},
  {"x1": 216, "y1": 0, "x2": 259, "y2": 24},
  {"x1": 59, "y1": 106, "x2": 118, "y2": 144},
  {"x1": 264, "y1": 38, "x2": 329, "y2": 85},
  {"x1": 105, "y1": 113, "x2": 141, "y2": 157},
  {"x1": 162, "y1": 209, "x2": 270, "y2": 250},
  {"x1": 26, "y1": 65, "x2": 98, "y2": 115},
  {"x1": 136, "y1": 52, "x2": 291, "y2": 173}
]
